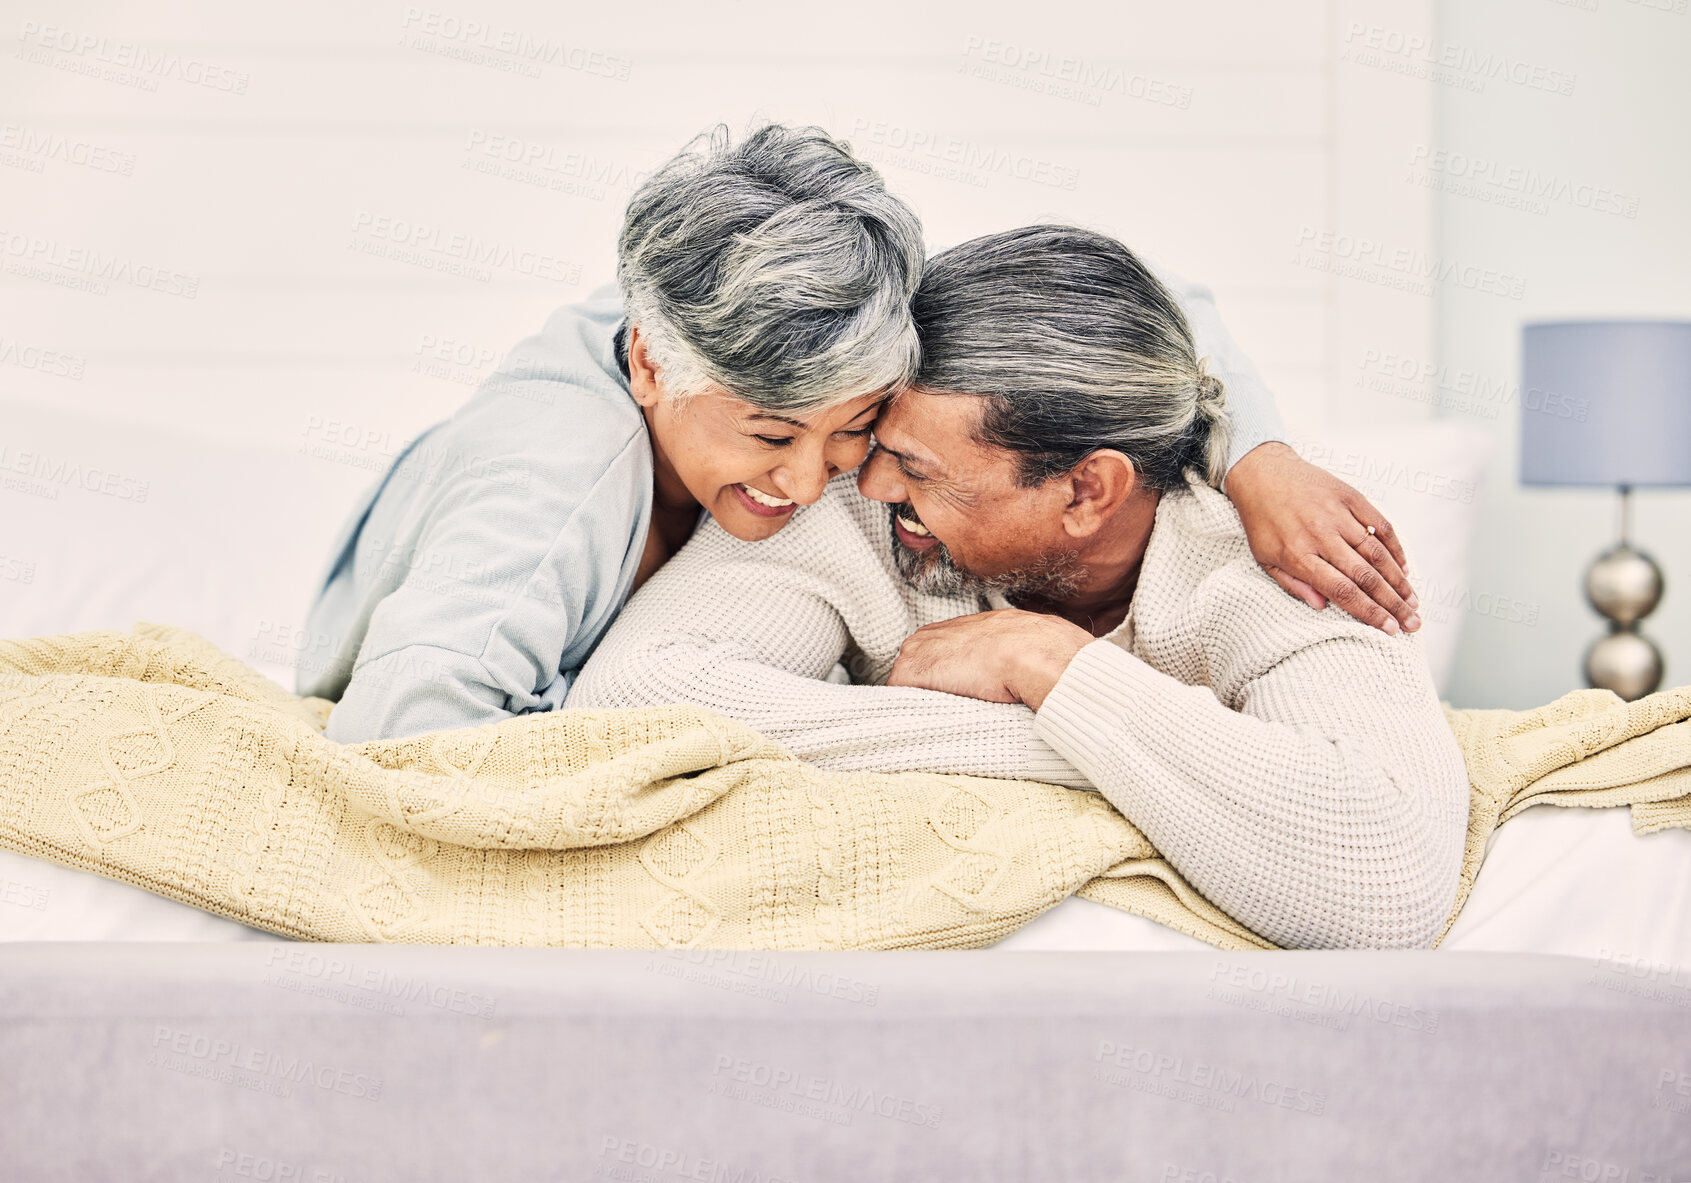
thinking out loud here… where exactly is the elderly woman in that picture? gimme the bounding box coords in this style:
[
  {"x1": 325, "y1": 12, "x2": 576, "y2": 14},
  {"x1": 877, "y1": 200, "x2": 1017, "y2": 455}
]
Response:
[
  {"x1": 569, "y1": 226, "x2": 1469, "y2": 949},
  {"x1": 300, "y1": 124, "x2": 921, "y2": 741},
  {"x1": 303, "y1": 123, "x2": 1421, "y2": 748}
]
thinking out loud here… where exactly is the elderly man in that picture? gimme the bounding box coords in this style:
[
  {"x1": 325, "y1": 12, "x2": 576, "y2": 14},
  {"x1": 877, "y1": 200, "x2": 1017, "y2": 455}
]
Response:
[{"x1": 568, "y1": 225, "x2": 1469, "y2": 950}]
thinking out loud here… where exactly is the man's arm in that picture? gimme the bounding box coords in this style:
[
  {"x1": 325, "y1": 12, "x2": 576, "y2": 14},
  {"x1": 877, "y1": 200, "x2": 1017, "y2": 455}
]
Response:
[
  {"x1": 567, "y1": 483, "x2": 1087, "y2": 786},
  {"x1": 887, "y1": 560, "x2": 1469, "y2": 950},
  {"x1": 1031, "y1": 632, "x2": 1468, "y2": 950}
]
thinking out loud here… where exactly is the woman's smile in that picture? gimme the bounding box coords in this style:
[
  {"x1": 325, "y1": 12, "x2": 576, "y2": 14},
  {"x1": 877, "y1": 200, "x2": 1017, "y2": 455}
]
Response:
[{"x1": 732, "y1": 482, "x2": 798, "y2": 517}]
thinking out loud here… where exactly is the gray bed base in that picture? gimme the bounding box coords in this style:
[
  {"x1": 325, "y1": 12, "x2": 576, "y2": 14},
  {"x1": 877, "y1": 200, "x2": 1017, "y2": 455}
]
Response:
[{"x1": 2, "y1": 944, "x2": 1687, "y2": 1181}]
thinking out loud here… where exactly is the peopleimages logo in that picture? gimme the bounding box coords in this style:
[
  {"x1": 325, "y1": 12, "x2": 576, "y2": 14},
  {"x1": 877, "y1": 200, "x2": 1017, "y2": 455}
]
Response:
[
  {"x1": 0, "y1": 124, "x2": 135, "y2": 174},
  {"x1": 398, "y1": 7, "x2": 631, "y2": 80},
  {"x1": 16, "y1": 20, "x2": 250, "y2": 93},
  {"x1": 0, "y1": 336, "x2": 85, "y2": 380},
  {"x1": 0, "y1": 229, "x2": 200, "y2": 298},
  {"x1": 1340, "y1": 23, "x2": 1576, "y2": 96},
  {"x1": 710, "y1": 1055, "x2": 944, "y2": 1129},
  {"x1": 595, "y1": 1137, "x2": 797, "y2": 1183},
  {"x1": 959, "y1": 35, "x2": 1193, "y2": 108},
  {"x1": 1293, "y1": 226, "x2": 1525, "y2": 301},
  {"x1": 1407, "y1": 146, "x2": 1640, "y2": 220},
  {"x1": 149, "y1": 1025, "x2": 383, "y2": 1101},
  {"x1": 349, "y1": 211, "x2": 581, "y2": 285},
  {"x1": 849, "y1": 118, "x2": 1080, "y2": 191},
  {"x1": 263, "y1": 947, "x2": 496, "y2": 1019},
  {"x1": 0, "y1": 875, "x2": 49, "y2": 908},
  {"x1": 1093, "y1": 1041, "x2": 1327, "y2": 1115},
  {"x1": 0, "y1": 445, "x2": 150, "y2": 502},
  {"x1": 1286, "y1": 439, "x2": 1477, "y2": 504},
  {"x1": 1205, "y1": 961, "x2": 1441, "y2": 1034},
  {"x1": 1355, "y1": 348, "x2": 1588, "y2": 422},
  {"x1": 461, "y1": 131, "x2": 647, "y2": 200}
]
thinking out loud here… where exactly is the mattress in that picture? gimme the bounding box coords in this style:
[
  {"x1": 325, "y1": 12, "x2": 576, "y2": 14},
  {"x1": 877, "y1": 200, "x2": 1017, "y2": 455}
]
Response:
[{"x1": 2, "y1": 943, "x2": 1686, "y2": 1180}]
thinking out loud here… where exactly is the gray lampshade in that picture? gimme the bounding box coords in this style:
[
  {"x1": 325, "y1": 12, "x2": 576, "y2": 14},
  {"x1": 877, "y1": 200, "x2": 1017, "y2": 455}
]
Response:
[{"x1": 1520, "y1": 320, "x2": 1691, "y2": 487}]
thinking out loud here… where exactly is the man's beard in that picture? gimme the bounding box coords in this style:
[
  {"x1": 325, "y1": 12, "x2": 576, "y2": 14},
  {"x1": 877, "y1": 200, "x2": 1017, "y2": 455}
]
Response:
[{"x1": 889, "y1": 503, "x2": 1086, "y2": 601}]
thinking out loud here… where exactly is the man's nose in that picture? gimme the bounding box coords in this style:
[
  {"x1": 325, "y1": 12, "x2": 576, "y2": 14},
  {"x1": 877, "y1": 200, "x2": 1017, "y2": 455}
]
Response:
[{"x1": 856, "y1": 447, "x2": 903, "y2": 504}]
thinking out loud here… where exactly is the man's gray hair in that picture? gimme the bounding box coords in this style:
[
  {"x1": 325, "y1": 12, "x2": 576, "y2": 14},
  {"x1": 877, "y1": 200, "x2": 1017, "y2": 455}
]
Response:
[
  {"x1": 616, "y1": 123, "x2": 925, "y2": 411},
  {"x1": 911, "y1": 225, "x2": 1231, "y2": 491}
]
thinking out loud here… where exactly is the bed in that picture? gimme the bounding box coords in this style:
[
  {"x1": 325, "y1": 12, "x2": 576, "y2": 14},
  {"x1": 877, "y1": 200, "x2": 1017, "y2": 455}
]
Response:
[{"x1": 4, "y1": 401, "x2": 1688, "y2": 1175}]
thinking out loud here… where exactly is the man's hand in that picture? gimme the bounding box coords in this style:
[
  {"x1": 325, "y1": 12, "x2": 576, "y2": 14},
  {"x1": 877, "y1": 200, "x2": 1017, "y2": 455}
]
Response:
[
  {"x1": 1227, "y1": 442, "x2": 1422, "y2": 636},
  {"x1": 887, "y1": 609, "x2": 1094, "y2": 712}
]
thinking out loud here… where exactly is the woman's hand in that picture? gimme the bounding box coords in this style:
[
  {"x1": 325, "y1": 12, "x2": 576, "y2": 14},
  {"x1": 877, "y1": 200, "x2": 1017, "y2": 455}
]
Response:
[
  {"x1": 1227, "y1": 442, "x2": 1422, "y2": 636},
  {"x1": 887, "y1": 609, "x2": 1094, "y2": 712}
]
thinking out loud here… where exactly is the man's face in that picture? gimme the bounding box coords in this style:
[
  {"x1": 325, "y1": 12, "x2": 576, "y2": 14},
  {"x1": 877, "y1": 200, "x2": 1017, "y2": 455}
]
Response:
[{"x1": 856, "y1": 388, "x2": 1085, "y2": 598}]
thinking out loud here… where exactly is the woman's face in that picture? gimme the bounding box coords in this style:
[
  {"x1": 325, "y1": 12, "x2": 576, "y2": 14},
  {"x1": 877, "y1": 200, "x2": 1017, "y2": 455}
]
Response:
[{"x1": 628, "y1": 328, "x2": 884, "y2": 541}]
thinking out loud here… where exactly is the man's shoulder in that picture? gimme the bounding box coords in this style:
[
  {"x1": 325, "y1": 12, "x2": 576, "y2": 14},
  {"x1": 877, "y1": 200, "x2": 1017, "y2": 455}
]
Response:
[
  {"x1": 1148, "y1": 478, "x2": 1254, "y2": 574},
  {"x1": 1142, "y1": 478, "x2": 1302, "y2": 630},
  {"x1": 1138, "y1": 476, "x2": 1414, "y2": 686}
]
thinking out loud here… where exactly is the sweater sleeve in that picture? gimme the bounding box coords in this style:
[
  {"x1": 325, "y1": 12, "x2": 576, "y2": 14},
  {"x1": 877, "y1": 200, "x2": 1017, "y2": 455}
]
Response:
[
  {"x1": 567, "y1": 488, "x2": 1087, "y2": 786},
  {"x1": 1156, "y1": 269, "x2": 1288, "y2": 481},
  {"x1": 321, "y1": 430, "x2": 649, "y2": 744},
  {"x1": 324, "y1": 642, "x2": 511, "y2": 743},
  {"x1": 1032, "y1": 624, "x2": 1469, "y2": 950}
]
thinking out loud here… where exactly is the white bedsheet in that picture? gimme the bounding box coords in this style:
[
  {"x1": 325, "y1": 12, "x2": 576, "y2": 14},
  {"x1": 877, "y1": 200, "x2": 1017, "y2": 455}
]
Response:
[
  {"x1": 5, "y1": 803, "x2": 1690, "y2": 965},
  {"x1": 1001, "y1": 803, "x2": 1691, "y2": 963}
]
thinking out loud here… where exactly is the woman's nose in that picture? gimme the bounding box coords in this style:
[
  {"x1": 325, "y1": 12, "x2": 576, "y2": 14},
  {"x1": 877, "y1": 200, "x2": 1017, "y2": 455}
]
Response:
[{"x1": 771, "y1": 452, "x2": 832, "y2": 505}]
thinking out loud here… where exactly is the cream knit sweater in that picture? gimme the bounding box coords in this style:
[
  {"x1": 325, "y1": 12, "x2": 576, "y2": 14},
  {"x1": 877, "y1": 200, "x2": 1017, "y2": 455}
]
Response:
[{"x1": 569, "y1": 474, "x2": 1472, "y2": 949}]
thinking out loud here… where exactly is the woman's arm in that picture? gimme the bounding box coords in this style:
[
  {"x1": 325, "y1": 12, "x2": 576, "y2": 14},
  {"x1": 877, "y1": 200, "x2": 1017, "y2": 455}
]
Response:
[
  {"x1": 1160, "y1": 272, "x2": 1422, "y2": 636},
  {"x1": 321, "y1": 428, "x2": 649, "y2": 744}
]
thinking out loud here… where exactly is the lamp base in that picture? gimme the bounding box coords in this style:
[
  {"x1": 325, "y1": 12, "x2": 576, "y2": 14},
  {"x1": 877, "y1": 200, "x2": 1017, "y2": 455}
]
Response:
[
  {"x1": 1583, "y1": 512, "x2": 1666, "y2": 702},
  {"x1": 1585, "y1": 628, "x2": 1664, "y2": 702}
]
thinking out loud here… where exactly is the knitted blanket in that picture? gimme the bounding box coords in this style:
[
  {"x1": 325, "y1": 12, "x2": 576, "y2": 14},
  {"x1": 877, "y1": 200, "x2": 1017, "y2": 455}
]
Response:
[{"x1": 3, "y1": 624, "x2": 1689, "y2": 950}]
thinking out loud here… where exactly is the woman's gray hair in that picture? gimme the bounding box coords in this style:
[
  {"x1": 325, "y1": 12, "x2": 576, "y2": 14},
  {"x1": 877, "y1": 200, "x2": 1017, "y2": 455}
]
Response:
[
  {"x1": 616, "y1": 123, "x2": 925, "y2": 411},
  {"x1": 911, "y1": 225, "x2": 1231, "y2": 491}
]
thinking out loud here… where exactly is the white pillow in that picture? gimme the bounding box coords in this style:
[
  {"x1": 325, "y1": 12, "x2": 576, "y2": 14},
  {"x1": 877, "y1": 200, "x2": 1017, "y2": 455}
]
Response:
[
  {"x1": 0, "y1": 402, "x2": 373, "y2": 689},
  {"x1": 1281, "y1": 422, "x2": 1495, "y2": 694}
]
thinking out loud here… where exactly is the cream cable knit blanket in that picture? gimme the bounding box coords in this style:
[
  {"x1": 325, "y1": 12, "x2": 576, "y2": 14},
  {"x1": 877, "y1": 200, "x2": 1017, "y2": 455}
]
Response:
[{"x1": 1, "y1": 623, "x2": 1689, "y2": 950}]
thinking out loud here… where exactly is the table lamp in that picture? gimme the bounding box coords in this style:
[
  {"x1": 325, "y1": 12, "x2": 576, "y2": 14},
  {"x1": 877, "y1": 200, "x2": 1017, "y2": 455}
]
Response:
[{"x1": 1521, "y1": 320, "x2": 1691, "y2": 701}]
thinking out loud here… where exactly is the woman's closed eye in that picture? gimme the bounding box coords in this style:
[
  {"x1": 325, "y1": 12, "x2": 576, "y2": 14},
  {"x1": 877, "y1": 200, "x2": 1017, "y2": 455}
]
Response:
[{"x1": 754, "y1": 426, "x2": 872, "y2": 447}]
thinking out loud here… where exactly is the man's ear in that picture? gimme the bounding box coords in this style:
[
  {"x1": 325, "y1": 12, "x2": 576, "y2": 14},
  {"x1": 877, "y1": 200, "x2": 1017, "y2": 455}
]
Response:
[
  {"x1": 1060, "y1": 450, "x2": 1138, "y2": 539},
  {"x1": 625, "y1": 325, "x2": 663, "y2": 409}
]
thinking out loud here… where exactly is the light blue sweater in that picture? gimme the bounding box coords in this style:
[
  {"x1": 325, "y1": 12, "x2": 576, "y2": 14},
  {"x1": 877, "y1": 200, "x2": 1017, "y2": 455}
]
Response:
[{"x1": 299, "y1": 275, "x2": 1285, "y2": 743}]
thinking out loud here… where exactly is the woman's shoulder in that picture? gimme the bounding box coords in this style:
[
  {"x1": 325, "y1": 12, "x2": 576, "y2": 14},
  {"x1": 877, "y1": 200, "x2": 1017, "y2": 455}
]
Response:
[{"x1": 415, "y1": 295, "x2": 649, "y2": 510}]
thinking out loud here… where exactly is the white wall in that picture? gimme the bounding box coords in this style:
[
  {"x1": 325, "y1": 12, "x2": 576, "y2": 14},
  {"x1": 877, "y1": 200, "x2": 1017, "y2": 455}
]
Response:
[
  {"x1": 1436, "y1": 0, "x2": 1691, "y2": 707},
  {"x1": 0, "y1": 0, "x2": 1444, "y2": 654},
  {"x1": 0, "y1": 0, "x2": 1434, "y2": 449}
]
